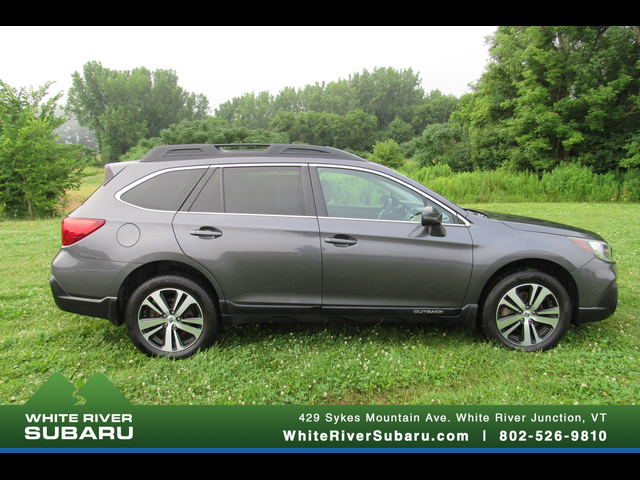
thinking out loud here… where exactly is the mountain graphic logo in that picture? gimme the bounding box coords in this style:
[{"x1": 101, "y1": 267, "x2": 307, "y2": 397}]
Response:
[{"x1": 25, "y1": 372, "x2": 131, "y2": 408}]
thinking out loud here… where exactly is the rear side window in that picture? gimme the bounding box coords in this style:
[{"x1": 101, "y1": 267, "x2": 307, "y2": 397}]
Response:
[
  {"x1": 120, "y1": 168, "x2": 206, "y2": 211},
  {"x1": 189, "y1": 168, "x2": 223, "y2": 213},
  {"x1": 223, "y1": 166, "x2": 305, "y2": 216}
]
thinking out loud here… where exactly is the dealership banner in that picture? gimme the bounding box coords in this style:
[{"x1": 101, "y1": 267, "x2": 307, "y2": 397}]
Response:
[{"x1": 0, "y1": 373, "x2": 637, "y2": 451}]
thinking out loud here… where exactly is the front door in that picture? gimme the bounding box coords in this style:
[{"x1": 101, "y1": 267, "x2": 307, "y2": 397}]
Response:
[{"x1": 313, "y1": 166, "x2": 473, "y2": 312}]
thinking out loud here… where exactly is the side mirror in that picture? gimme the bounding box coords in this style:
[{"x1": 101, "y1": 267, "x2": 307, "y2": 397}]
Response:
[
  {"x1": 421, "y1": 206, "x2": 446, "y2": 237},
  {"x1": 421, "y1": 206, "x2": 442, "y2": 226}
]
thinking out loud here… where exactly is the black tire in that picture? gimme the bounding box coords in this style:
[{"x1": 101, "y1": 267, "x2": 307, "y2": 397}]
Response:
[
  {"x1": 125, "y1": 275, "x2": 219, "y2": 359},
  {"x1": 482, "y1": 271, "x2": 571, "y2": 351}
]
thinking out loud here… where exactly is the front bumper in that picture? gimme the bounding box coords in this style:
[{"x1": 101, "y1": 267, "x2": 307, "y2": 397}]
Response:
[
  {"x1": 572, "y1": 258, "x2": 618, "y2": 325},
  {"x1": 575, "y1": 279, "x2": 618, "y2": 324}
]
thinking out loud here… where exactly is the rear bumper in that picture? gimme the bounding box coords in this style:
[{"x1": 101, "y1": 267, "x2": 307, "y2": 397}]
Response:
[{"x1": 49, "y1": 275, "x2": 120, "y2": 326}]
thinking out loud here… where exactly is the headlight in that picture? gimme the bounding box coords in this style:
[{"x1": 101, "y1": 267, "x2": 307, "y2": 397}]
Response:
[{"x1": 570, "y1": 238, "x2": 614, "y2": 263}]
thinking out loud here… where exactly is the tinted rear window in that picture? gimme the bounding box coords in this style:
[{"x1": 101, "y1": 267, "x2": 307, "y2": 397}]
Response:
[
  {"x1": 189, "y1": 168, "x2": 223, "y2": 213},
  {"x1": 121, "y1": 168, "x2": 205, "y2": 211},
  {"x1": 223, "y1": 166, "x2": 305, "y2": 216}
]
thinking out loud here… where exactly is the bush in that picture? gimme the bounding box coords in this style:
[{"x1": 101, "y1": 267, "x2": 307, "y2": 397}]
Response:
[
  {"x1": 0, "y1": 81, "x2": 89, "y2": 219},
  {"x1": 622, "y1": 169, "x2": 640, "y2": 202},
  {"x1": 366, "y1": 139, "x2": 404, "y2": 169}
]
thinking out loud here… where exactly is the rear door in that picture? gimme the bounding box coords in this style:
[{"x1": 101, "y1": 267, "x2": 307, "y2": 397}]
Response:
[{"x1": 173, "y1": 165, "x2": 322, "y2": 313}]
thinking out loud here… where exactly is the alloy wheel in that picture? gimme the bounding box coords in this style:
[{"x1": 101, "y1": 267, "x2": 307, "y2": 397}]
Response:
[
  {"x1": 495, "y1": 283, "x2": 560, "y2": 347},
  {"x1": 137, "y1": 287, "x2": 204, "y2": 353}
]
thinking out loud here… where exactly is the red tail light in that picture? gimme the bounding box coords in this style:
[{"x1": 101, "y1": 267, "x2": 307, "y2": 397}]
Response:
[{"x1": 62, "y1": 218, "x2": 106, "y2": 246}]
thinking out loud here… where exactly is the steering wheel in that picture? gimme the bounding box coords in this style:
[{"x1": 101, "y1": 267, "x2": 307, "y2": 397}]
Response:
[{"x1": 377, "y1": 194, "x2": 395, "y2": 219}]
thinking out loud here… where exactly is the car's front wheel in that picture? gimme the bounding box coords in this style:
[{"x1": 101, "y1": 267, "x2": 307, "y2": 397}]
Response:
[
  {"x1": 125, "y1": 275, "x2": 219, "y2": 359},
  {"x1": 482, "y1": 271, "x2": 571, "y2": 351}
]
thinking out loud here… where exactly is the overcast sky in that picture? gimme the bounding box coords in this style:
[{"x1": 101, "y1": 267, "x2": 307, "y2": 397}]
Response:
[{"x1": 1, "y1": 26, "x2": 497, "y2": 112}]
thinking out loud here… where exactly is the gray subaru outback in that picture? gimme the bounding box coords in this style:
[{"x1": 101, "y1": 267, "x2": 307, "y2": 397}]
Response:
[{"x1": 50, "y1": 143, "x2": 618, "y2": 358}]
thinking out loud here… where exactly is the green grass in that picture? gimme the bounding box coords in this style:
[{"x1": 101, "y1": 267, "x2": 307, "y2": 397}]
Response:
[{"x1": 0, "y1": 173, "x2": 638, "y2": 406}]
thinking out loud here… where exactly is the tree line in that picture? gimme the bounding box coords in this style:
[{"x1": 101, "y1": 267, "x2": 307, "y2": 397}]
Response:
[
  {"x1": 2, "y1": 26, "x2": 639, "y2": 218},
  {"x1": 71, "y1": 27, "x2": 640, "y2": 176},
  {"x1": 116, "y1": 66, "x2": 459, "y2": 162},
  {"x1": 212, "y1": 68, "x2": 457, "y2": 154}
]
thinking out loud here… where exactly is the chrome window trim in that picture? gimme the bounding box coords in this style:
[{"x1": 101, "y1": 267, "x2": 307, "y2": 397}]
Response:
[
  {"x1": 115, "y1": 163, "x2": 308, "y2": 213},
  {"x1": 114, "y1": 162, "x2": 470, "y2": 227},
  {"x1": 316, "y1": 215, "x2": 469, "y2": 227},
  {"x1": 176, "y1": 211, "x2": 315, "y2": 219}
]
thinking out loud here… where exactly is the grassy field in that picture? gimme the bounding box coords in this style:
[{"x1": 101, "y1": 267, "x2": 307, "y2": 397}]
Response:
[
  {"x1": 0, "y1": 170, "x2": 638, "y2": 406},
  {"x1": 61, "y1": 166, "x2": 104, "y2": 213}
]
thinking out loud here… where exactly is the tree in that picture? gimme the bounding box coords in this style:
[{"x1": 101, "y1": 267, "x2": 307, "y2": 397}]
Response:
[
  {"x1": 270, "y1": 109, "x2": 378, "y2": 152},
  {"x1": 67, "y1": 61, "x2": 210, "y2": 164},
  {"x1": 366, "y1": 139, "x2": 405, "y2": 169},
  {"x1": 384, "y1": 116, "x2": 415, "y2": 144},
  {"x1": 272, "y1": 86, "x2": 303, "y2": 114},
  {"x1": 215, "y1": 91, "x2": 273, "y2": 130},
  {"x1": 453, "y1": 26, "x2": 640, "y2": 173},
  {"x1": 288, "y1": 111, "x2": 341, "y2": 147},
  {"x1": 0, "y1": 80, "x2": 90, "y2": 218},
  {"x1": 411, "y1": 89, "x2": 459, "y2": 133},
  {"x1": 412, "y1": 123, "x2": 472, "y2": 171},
  {"x1": 348, "y1": 67, "x2": 425, "y2": 129},
  {"x1": 339, "y1": 109, "x2": 379, "y2": 151}
]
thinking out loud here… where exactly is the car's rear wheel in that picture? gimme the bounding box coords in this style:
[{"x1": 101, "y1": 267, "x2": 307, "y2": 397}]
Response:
[
  {"x1": 125, "y1": 275, "x2": 219, "y2": 359},
  {"x1": 482, "y1": 271, "x2": 571, "y2": 351}
]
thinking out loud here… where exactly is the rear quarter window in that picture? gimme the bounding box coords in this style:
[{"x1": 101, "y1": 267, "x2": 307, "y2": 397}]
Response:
[{"x1": 120, "y1": 168, "x2": 206, "y2": 211}]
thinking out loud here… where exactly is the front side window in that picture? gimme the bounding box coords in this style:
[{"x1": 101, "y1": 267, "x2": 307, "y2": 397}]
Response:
[{"x1": 317, "y1": 167, "x2": 456, "y2": 223}]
